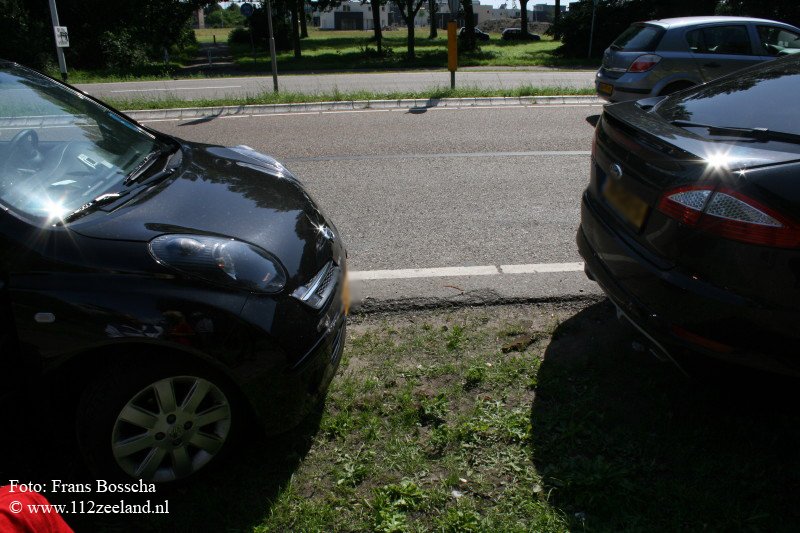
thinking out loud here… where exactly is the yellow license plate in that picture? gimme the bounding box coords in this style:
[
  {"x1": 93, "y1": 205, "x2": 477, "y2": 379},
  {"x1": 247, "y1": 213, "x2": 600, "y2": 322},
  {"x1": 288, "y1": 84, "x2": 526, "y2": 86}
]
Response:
[
  {"x1": 598, "y1": 82, "x2": 613, "y2": 95},
  {"x1": 603, "y1": 179, "x2": 649, "y2": 229}
]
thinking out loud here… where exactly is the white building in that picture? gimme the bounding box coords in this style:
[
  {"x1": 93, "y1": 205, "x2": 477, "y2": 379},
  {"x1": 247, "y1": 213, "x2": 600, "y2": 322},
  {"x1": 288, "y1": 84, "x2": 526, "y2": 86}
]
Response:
[
  {"x1": 316, "y1": 2, "x2": 389, "y2": 30},
  {"x1": 315, "y1": 0, "x2": 566, "y2": 31}
]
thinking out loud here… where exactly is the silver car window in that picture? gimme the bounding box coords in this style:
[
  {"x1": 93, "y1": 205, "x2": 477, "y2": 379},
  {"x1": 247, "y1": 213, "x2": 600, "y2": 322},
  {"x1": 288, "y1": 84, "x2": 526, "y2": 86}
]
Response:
[
  {"x1": 686, "y1": 25, "x2": 753, "y2": 56},
  {"x1": 757, "y1": 26, "x2": 800, "y2": 56}
]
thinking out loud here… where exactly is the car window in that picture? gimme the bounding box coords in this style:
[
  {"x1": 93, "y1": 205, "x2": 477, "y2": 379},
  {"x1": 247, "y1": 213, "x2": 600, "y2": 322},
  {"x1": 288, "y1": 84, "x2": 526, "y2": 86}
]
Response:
[
  {"x1": 757, "y1": 25, "x2": 800, "y2": 56},
  {"x1": 611, "y1": 24, "x2": 664, "y2": 51},
  {"x1": 0, "y1": 65, "x2": 168, "y2": 222},
  {"x1": 686, "y1": 25, "x2": 752, "y2": 55}
]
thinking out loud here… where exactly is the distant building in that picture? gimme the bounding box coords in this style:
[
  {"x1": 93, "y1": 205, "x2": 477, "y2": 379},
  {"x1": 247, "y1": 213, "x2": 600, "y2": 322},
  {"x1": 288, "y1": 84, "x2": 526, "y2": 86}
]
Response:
[
  {"x1": 314, "y1": 0, "x2": 567, "y2": 31},
  {"x1": 315, "y1": 2, "x2": 389, "y2": 30}
]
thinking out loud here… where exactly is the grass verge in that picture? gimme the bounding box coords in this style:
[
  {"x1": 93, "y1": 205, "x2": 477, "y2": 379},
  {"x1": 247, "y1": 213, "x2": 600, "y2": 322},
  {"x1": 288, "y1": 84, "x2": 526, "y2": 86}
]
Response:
[
  {"x1": 53, "y1": 299, "x2": 800, "y2": 532},
  {"x1": 230, "y1": 29, "x2": 597, "y2": 72},
  {"x1": 107, "y1": 85, "x2": 595, "y2": 111}
]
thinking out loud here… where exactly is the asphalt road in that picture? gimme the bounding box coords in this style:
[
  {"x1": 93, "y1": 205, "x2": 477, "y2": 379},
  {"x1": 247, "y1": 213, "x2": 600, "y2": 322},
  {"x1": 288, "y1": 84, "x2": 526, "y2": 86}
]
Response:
[
  {"x1": 142, "y1": 103, "x2": 604, "y2": 309},
  {"x1": 77, "y1": 70, "x2": 597, "y2": 102}
]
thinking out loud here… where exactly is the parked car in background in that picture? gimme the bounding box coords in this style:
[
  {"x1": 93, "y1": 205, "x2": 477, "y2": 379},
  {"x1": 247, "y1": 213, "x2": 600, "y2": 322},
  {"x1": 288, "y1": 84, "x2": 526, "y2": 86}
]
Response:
[
  {"x1": 0, "y1": 60, "x2": 347, "y2": 483},
  {"x1": 459, "y1": 27, "x2": 490, "y2": 41},
  {"x1": 596, "y1": 16, "x2": 800, "y2": 102},
  {"x1": 501, "y1": 28, "x2": 541, "y2": 41},
  {"x1": 579, "y1": 53, "x2": 800, "y2": 376}
]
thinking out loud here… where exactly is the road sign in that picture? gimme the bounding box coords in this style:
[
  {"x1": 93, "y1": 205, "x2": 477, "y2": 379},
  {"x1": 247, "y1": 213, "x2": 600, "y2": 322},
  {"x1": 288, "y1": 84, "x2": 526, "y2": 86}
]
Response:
[
  {"x1": 54, "y1": 26, "x2": 69, "y2": 48},
  {"x1": 240, "y1": 2, "x2": 254, "y2": 17}
]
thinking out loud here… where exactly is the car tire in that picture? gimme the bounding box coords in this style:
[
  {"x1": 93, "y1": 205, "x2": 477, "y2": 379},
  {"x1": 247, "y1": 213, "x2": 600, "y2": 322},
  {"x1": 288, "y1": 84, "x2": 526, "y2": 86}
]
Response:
[{"x1": 76, "y1": 359, "x2": 239, "y2": 483}]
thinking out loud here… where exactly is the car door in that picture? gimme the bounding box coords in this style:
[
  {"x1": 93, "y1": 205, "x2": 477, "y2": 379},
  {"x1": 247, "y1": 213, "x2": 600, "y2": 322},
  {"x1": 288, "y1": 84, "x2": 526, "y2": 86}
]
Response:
[
  {"x1": 0, "y1": 234, "x2": 18, "y2": 395},
  {"x1": 687, "y1": 24, "x2": 763, "y2": 82}
]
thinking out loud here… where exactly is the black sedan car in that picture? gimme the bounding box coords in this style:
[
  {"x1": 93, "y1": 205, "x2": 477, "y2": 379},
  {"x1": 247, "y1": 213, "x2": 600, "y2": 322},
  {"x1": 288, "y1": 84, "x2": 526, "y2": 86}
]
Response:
[
  {"x1": 459, "y1": 27, "x2": 490, "y2": 41},
  {"x1": 0, "y1": 61, "x2": 346, "y2": 482},
  {"x1": 578, "y1": 53, "x2": 800, "y2": 376},
  {"x1": 501, "y1": 28, "x2": 541, "y2": 41}
]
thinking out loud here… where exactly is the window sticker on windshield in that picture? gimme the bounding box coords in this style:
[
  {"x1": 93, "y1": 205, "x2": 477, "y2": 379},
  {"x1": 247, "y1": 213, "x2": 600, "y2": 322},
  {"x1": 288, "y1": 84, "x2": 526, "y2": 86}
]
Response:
[{"x1": 78, "y1": 154, "x2": 99, "y2": 169}]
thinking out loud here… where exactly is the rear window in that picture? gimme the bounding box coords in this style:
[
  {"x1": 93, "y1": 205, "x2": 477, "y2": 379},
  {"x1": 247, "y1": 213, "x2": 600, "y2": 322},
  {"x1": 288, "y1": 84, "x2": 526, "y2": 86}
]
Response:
[
  {"x1": 656, "y1": 54, "x2": 800, "y2": 137},
  {"x1": 612, "y1": 24, "x2": 664, "y2": 51}
]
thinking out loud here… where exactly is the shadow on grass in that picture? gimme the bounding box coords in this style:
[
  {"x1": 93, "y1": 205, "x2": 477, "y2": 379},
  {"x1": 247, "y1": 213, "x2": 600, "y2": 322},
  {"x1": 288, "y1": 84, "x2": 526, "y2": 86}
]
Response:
[
  {"x1": 530, "y1": 300, "x2": 800, "y2": 531},
  {"x1": 0, "y1": 399, "x2": 324, "y2": 533}
]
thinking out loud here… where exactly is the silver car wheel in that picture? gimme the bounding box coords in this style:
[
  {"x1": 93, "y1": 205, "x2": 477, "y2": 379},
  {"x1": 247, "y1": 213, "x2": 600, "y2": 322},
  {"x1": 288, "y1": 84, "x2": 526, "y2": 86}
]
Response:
[{"x1": 110, "y1": 376, "x2": 232, "y2": 482}]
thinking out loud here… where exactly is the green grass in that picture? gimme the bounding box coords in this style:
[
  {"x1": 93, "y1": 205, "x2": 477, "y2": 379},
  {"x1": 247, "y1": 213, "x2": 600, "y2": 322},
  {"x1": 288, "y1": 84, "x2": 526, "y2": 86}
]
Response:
[
  {"x1": 233, "y1": 28, "x2": 596, "y2": 72},
  {"x1": 56, "y1": 299, "x2": 800, "y2": 532},
  {"x1": 64, "y1": 28, "x2": 597, "y2": 84},
  {"x1": 194, "y1": 27, "x2": 233, "y2": 44},
  {"x1": 107, "y1": 85, "x2": 595, "y2": 111}
]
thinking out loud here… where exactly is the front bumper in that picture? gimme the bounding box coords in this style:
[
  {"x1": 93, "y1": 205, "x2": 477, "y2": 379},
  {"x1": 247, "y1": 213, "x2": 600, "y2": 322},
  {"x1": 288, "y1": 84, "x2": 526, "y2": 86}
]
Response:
[{"x1": 577, "y1": 191, "x2": 800, "y2": 376}]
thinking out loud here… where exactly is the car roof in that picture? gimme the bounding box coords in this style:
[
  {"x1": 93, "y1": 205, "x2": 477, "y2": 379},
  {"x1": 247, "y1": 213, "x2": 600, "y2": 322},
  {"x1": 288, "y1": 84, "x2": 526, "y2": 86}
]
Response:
[{"x1": 644, "y1": 16, "x2": 797, "y2": 30}]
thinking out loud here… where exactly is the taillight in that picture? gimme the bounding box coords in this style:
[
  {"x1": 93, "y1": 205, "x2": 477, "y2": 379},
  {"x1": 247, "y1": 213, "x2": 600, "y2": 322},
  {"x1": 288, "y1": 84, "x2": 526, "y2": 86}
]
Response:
[
  {"x1": 657, "y1": 186, "x2": 800, "y2": 248},
  {"x1": 628, "y1": 54, "x2": 661, "y2": 73}
]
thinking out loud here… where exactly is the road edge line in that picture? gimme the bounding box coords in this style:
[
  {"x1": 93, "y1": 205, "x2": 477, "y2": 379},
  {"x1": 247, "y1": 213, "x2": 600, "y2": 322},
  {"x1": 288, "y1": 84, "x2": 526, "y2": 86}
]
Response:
[{"x1": 124, "y1": 95, "x2": 602, "y2": 121}]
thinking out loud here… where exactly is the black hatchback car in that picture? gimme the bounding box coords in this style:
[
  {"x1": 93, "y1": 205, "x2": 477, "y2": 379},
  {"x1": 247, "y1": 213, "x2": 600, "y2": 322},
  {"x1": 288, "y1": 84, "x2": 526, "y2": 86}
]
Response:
[
  {"x1": 578, "y1": 53, "x2": 800, "y2": 376},
  {"x1": 0, "y1": 62, "x2": 346, "y2": 482}
]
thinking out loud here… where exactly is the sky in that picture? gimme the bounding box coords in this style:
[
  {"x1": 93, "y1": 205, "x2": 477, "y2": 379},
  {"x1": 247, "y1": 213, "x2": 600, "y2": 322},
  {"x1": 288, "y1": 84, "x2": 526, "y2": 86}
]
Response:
[{"x1": 219, "y1": 0, "x2": 566, "y2": 11}]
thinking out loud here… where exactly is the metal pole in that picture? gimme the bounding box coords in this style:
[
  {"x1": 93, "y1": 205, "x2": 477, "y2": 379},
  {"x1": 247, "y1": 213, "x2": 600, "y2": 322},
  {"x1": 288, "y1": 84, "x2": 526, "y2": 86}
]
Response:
[
  {"x1": 588, "y1": 0, "x2": 598, "y2": 60},
  {"x1": 266, "y1": 0, "x2": 279, "y2": 92},
  {"x1": 47, "y1": 0, "x2": 68, "y2": 81}
]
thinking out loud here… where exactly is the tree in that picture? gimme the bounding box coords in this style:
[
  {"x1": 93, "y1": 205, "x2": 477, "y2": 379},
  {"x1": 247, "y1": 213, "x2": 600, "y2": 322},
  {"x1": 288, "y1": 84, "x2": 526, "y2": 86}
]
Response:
[
  {"x1": 553, "y1": 0, "x2": 561, "y2": 37},
  {"x1": 428, "y1": 0, "x2": 439, "y2": 38},
  {"x1": 367, "y1": 0, "x2": 386, "y2": 53},
  {"x1": 300, "y1": 0, "x2": 309, "y2": 37},
  {"x1": 394, "y1": 0, "x2": 426, "y2": 60},
  {"x1": 16, "y1": 0, "x2": 209, "y2": 70},
  {"x1": 554, "y1": 0, "x2": 717, "y2": 59},
  {"x1": 291, "y1": 0, "x2": 302, "y2": 57},
  {"x1": 460, "y1": 0, "x2": 476, "y2": 51},
  {"x1": 520, "y1": 0, "x2": 529, "y2": 36}
]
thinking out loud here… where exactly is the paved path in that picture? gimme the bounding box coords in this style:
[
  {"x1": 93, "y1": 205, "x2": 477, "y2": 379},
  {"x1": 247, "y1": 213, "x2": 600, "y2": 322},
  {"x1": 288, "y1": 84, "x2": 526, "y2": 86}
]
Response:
[{"x1": 76, "y1": 69, "x2": 597, "y2": 101}]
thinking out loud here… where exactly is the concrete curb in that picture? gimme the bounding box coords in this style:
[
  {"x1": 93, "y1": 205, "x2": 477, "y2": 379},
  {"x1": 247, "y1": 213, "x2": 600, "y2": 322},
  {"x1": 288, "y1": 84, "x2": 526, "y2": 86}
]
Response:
[{"x1": 125, "y1": 95, "x2": 602, "y2": 121}]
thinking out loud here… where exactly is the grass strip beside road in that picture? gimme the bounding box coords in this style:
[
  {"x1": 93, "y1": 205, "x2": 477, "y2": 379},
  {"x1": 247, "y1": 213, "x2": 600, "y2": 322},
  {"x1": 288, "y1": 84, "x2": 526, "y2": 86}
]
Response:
[
  {"x1": 84, "y1": 301, "x2": 800, "y2": 532},
  {"x1": 107, "y1": 85, "x2": 595, "y2": 111}
]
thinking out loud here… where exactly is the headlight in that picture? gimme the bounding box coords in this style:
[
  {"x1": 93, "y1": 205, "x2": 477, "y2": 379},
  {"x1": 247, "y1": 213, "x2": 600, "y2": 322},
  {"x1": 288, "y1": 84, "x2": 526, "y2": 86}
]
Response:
[{"x1": 149, "y1": 234, "x2": 286, "y2": 293}]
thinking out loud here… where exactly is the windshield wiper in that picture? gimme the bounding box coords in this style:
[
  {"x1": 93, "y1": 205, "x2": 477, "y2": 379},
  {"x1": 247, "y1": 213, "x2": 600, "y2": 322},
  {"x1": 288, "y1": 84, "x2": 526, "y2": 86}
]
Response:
[
  {"x1": 670, "y1": 120, "x2": 800, "y2": 144},
  {"x1": 58, "y1": 192, "x2": 126, "y2": 225},
  {"x1": 123, "y1": 142, "x2": 180, "y2": 186}
]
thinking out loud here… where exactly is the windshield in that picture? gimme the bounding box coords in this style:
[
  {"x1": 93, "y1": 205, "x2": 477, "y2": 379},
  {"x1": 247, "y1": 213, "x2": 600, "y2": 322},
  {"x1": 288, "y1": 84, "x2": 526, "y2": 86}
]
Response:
[
  {"x1": 0, "y1": 63, "x2": 169, "y2": 223},
  {"x1": 656, "y1": 54, "x2": 800, "y2": 140}
]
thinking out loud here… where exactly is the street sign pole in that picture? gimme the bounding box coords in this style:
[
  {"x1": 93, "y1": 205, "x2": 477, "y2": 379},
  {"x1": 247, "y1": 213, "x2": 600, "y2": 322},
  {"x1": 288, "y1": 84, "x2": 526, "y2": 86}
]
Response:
[
  {"x1": 47, "y1": 0, "x2": 68, "y2": 81},
  {"x1": 266, "y1": 0, "x2": 279, "y2": 92}
]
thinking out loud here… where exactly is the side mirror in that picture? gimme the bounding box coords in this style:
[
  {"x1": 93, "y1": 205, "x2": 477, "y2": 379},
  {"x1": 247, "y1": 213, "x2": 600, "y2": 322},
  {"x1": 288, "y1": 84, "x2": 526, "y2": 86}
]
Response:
[{"x1": 586, "y1": 114, "x2": 601, "y2": 127}]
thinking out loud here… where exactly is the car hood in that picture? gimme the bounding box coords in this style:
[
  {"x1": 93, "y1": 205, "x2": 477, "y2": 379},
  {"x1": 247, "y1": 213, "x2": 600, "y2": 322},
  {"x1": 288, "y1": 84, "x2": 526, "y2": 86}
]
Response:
[
  {"x1": 71, "y1": 142, "x2": 339, "y2": 280},
  {"x1": 606, "y1": 100, "x2": 800, "y2": 171}
]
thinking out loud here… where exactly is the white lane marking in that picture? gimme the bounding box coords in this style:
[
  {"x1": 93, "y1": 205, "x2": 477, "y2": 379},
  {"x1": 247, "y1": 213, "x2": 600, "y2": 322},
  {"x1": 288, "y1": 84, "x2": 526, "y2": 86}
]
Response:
[
  {"x1": 500, "y1": 262, "x2": 584, "y2": 274},
  {"x1": 349, "y1": 262, "x2": 584, "y2": 281},
  {"x1": 351, "y1": 265, "x2": 499, "y2": 281},
  {"x1": 110, "y1": 86, "x2": 242, "y2": 93}
]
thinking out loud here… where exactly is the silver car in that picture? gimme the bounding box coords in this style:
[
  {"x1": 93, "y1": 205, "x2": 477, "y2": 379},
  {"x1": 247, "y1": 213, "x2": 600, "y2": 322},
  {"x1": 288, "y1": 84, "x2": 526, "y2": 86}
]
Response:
[{"x1": 596, "y1": 16, "x2": 800, "y2": 102}]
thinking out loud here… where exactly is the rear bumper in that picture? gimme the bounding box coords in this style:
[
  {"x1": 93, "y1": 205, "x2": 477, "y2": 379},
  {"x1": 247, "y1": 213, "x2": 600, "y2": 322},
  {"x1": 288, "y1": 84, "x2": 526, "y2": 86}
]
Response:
[
  {"x1": 578, "y1": 191, "x2": 800, "y2": 376},
  {"x1": 595, "y1": 70, "x2": 655, "y2": 102}
]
